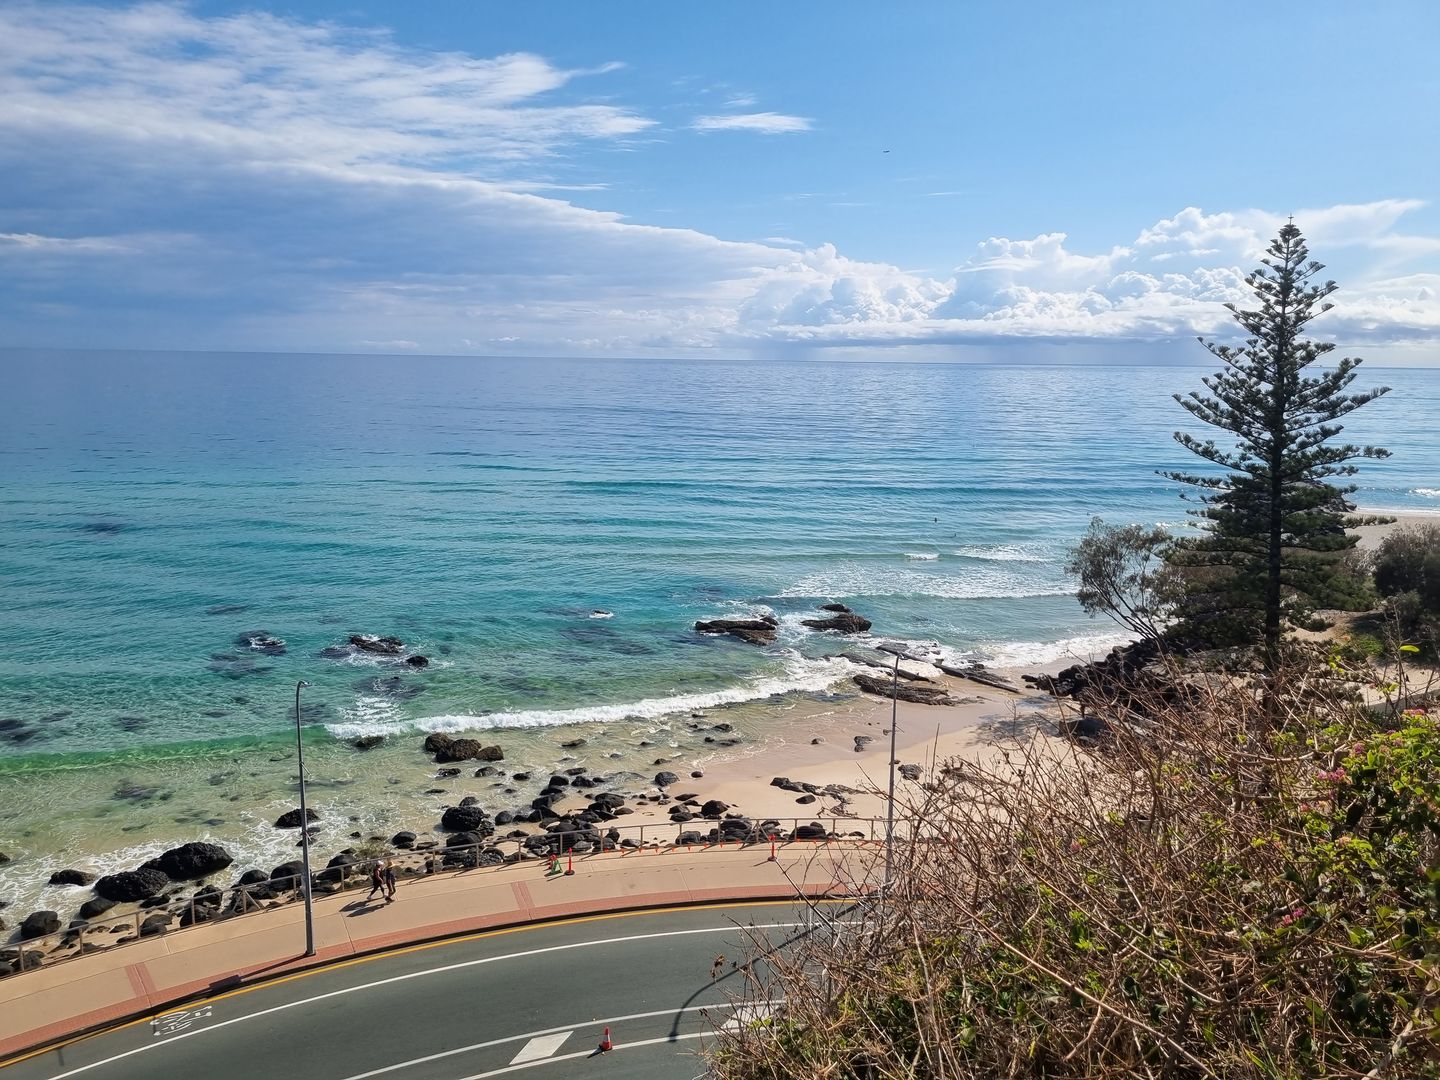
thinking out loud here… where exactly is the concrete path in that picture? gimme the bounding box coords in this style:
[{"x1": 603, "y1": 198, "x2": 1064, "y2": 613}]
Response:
[{"x1": 0, "y1": 840, "x2": 878, "y2": 1065}]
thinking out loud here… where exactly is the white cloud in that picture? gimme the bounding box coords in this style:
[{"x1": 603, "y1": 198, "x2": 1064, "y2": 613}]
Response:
[
  {"x1": 0, "y1": 4, "x2": 1435, "y2": 360},
  {"x1": 691, "y1": 112, "x2": 813, "y2": 134}
]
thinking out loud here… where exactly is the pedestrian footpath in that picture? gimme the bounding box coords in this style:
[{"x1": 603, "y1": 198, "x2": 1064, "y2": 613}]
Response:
[{"x1": 0, "y1": 841, "x2": 876, "y2": 1061}]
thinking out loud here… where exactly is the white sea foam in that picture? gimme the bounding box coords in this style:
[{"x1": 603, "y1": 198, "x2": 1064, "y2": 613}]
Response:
[
  {"x1": 589, "y1": 610, "x2": 615, "y2": 619},
  {"x1": 905, "y1": 552, "x2": 940, "y2": 561},
  {"x1": 951, "y1": 544, "x2": 1047, "y2": 563},
  {"x1": 780, "y1": 563, "x2": 1072, "y2": 601},
  {"x1": 324, "y1": 654, "x2": 862, "y2": 739},
  {"x1": 974, "y1": 631, "x2": 1133, "y2": 668},
  {"x1": 1411, "y1": 488, "x2": 1440, "y2": 499}
]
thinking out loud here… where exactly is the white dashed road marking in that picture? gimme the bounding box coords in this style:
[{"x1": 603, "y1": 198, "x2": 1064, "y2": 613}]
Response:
[{"x1": 508, "y1": 1032, "x2": 571, "y2": 1065}]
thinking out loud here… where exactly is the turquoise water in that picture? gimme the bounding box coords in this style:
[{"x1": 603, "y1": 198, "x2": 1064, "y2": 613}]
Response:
[{"x1": 2, "y1": 351, "x2": 1436, "y2": 762}]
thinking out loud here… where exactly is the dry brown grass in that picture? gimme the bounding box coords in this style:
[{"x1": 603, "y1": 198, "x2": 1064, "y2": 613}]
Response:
[{"x1": 709, "y1": 650, "x2": 1439, "y2": 1079}]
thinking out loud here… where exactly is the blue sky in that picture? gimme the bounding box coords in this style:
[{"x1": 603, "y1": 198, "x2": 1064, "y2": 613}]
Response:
[{"x1": 2, "y1": 1, "x2": 1437, "y2": 361}]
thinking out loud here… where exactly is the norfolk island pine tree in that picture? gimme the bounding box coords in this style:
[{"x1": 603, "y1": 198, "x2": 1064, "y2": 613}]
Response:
[{"x1": 1162, "y1": 222, "x2": 1392, "y2": 683}]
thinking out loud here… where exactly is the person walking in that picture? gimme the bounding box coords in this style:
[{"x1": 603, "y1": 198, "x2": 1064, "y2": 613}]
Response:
[
  {"x1": 367, "y1": 859, "x2": 387, "y2": 901},
  {"x1": 383, "y1": 860, "x2": 397, "y2": 903}
]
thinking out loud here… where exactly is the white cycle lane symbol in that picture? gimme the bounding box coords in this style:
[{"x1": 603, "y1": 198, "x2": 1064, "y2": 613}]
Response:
[{"x1": 151, "y1": 1006, "x2": 214, "y2": 1038}]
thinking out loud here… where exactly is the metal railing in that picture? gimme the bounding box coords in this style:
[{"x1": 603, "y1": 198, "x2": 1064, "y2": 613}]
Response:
[{"x1": 0, "y1": 816, "x2": 887, "y2": 978}]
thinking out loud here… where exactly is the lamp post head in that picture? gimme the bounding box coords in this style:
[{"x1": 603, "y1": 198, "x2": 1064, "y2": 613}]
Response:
[{"x1": 297, "y1": 680, "x2": 310, "y2": 689}]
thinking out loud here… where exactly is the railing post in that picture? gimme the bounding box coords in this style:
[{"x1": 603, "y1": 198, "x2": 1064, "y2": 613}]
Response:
[{"x1": 134, "y1": 911, "x2": 142, "y2": 939}]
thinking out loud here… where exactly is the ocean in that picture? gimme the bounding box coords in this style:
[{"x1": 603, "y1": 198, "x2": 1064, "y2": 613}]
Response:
[{"x1": 1, "y1": 350, "x2": 1436, "y2": 911}]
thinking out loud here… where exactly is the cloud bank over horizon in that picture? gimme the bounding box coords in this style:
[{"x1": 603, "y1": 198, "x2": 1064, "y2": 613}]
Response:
[{"x1": 1, "y1": 3, "x2": 1437, "y2": 361}]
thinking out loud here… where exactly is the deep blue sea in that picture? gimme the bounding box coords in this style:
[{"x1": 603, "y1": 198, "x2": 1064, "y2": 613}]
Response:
[{"x1": 1, "y1": 351, "x2": 1436, "y2": 762}]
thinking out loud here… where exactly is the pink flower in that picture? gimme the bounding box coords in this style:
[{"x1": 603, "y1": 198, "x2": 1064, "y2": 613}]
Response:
[{"x1": 1279, "y1": 907, "x2": 1307, "y2": 927}]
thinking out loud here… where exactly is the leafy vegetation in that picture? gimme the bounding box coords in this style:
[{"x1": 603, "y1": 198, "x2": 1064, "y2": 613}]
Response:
[{"x1": 710, "y1": 659, "x2": 1439, "y2": 1078}]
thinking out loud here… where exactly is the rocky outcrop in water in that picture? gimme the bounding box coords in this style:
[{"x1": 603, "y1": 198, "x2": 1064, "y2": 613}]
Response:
[
  {"x1": 694, "y1": 616, "x2": 778, "y2": 646},
  {"x1": 234, "y1": 631, "x2": 286, "y2": 656},
  {"x1": 48, "y1": 869, "x2": 95, "y2": 887},
  {"x1": 274, "y1": 807, "x2": 320, "y2": 829},
  {"x1": 350, "y1": 634, "x2": 404, "y2": 655},
  {"x1": 802, "y1": 611, "x2": 872, "y2": 634},
  {"x1": 426, "y1": 735, "x2": 504, "y2": 763},
  {"x1": 94, "y1": 868, "x2": 169, "y2": 902},
  {"x1": 148, "y1": 842, "x2": 234, "y2": 880}
]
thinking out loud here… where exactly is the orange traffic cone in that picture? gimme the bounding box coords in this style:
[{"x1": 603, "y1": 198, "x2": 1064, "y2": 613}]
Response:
[
  {"x1": 598, "y1": 1026, "x2": 613, "y2": 1053},
  {"x1": 564, "y1": 853, "x2": 575, "y2": 876},
  {"x1": 767, "y1": 835, "x2": 777, "y2": 862}
]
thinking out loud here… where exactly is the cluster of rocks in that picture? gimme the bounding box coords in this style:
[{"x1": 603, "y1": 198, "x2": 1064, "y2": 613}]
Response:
[
  {"x1": 1022, "y1": 636, "x2": 1195, "y2": 722},
  {"x1": 423, "y1": 733, "x2": 504, "y2": 764},
  {"x1": 315, "y1": 634, "x2": 431, "y2": 669},
  {"x1": 694, "y1": 603, "x2": 873, "y2": 647}
]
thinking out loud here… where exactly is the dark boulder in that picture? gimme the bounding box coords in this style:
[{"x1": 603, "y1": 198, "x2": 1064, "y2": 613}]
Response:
[
  {"x1": 275, "y1": 807, "x2": 320, "y2": 829},
  {"x1": 78, "y1": 896, "x2": 118, "y2": 920},
  {"x1": 152, "y1": 842, "x2": 234, "y2": 880},
  {"x1": 48, "y1": 869, "x2": 96, "y2": 887},
  {"x1": 404, "y1": 655, "x2": 430, "y2": 668},
  {"x1": 318, "y1": 851, "x2": 359, "y2": 884},
  {"x1": 793, "y1": 822, "x2": 829, "y2": 841},
  {"x1": 441, "y1": 804, "x2": 490, "y2": 832},
  {"x1": 592, "y1": 793, "x2": 625, "y2": 811},
  {"x1": 820, "y1": 602, "x2": 853, "y2": 613},
  {"x1": 139, "y1": 913, "x2": 171, "y2": 937},
  {"x1": 437, "y1": 767, "x2": 461, "y2": 778},
  {"x1": 391, "y1": 831, "x2": 417, "y2": 849},
  {"x1": 235, "y1": 869, "x2": 270, "y2": 887},
  {"x1": 700, "y1": 799, "x2": 729, "y2": 819},
  {"x1": 801, "y1": 612, "x2": 872, "y2": 634},
  {"x1": 94, "y1": 868, "x2": 170, "y2": 902},
  {"x1": 654, "y1": 771, "x2": 679, "y2": 787},
  {"x1": 796, "y1": 794, "x2": 817, "y2": 804},
  {"x1": 269, "y1": 861, "x2": 309, "y2": 888},
  {"x1": 694, "y1": 615, "x2": 779, "y2": 646},
  {"x1": 433, "y1": 738, "x2": 502, "y2": 763},
  {"x1": 352, "y1": 735, "x2": 385, "y2": 750},
  {"x1": 898, "y1": 763, "x2": 923, "y2": 781},
  {"x1": 349, "y1": 634, "x2": 404, "y2": 655},
  {"x1": 423, "y1": 732, "x2": 454, "y2": 754},
  {"x1": 20, "y1": 910, "x2": 61, "y2": 939},
  {"x1": 235, "y1": 631, "x2": 287, "y2": 656}
]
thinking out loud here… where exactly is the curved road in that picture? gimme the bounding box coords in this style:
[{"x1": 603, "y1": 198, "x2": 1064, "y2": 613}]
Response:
[{"x1": 2, "y1": 902, "x2": 845, "y2": 1080}]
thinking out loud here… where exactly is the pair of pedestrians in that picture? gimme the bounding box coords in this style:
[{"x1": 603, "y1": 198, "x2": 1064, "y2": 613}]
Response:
[{"x1": 367, "y1": 858, "x2": 397, "y2": 903}]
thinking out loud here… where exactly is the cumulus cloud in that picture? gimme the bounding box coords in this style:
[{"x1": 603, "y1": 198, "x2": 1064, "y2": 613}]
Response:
[
  {"x1": 691, "y1": 112, "x2": 813, "y2": 134},
  {"x1": 0, "y1": 3, "x2": 1435, "y2": 358}
]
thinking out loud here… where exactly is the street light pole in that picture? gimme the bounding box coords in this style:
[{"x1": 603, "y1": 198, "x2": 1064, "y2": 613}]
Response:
[
  {"x1": 294, "y1": 680, "x2": 315, "y2": 958},
  {"x1": 876, "y1": 645, "x2": 903, "y2": 894}
]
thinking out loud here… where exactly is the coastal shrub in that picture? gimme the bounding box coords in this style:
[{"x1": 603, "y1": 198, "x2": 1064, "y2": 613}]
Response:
[
  {"x1": 1374, "y1": 524, "x2": 1440, "y2": 612},
  {"x1": 709, "y1": 653, "x2": 1439, "y2": 1079}
]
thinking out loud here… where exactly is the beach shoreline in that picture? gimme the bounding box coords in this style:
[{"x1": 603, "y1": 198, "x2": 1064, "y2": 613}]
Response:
[{"x1": 3, "y1": 507, "x2": 1430, "y2": 944}]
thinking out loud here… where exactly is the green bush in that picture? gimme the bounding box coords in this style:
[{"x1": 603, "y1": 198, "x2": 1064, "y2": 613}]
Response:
[{"x1": 1374, "y1": 524, "x2": 1440, "y2": 611}]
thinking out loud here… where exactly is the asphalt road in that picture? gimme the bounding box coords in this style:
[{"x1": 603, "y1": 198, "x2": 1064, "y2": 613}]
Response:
[{"x1": 3, "y1": 901, "x2": 842, "y2": 1080}]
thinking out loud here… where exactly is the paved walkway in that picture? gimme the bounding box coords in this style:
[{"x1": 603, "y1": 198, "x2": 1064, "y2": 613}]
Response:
[{"x1": 0, "y1": 840, "x2": 878, "y2": 1063}]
